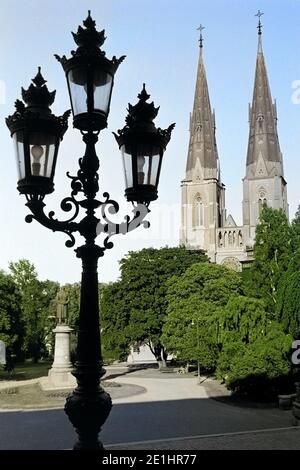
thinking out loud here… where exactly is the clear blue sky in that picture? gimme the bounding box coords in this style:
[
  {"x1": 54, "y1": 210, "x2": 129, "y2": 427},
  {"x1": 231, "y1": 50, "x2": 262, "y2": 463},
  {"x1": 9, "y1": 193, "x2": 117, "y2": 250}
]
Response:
[{"x1": 0, "y1": 0, "x2": 299, "y2": 284}]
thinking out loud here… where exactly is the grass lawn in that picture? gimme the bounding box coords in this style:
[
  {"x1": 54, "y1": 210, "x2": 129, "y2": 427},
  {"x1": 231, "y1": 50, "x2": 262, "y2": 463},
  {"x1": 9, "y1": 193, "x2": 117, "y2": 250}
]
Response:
[
  {"x1": 0, "y1": 381, "x2": 143, "y2": 409},
  {"x1": 0, "y1": 361, "x2": 51, "y2": 381}
]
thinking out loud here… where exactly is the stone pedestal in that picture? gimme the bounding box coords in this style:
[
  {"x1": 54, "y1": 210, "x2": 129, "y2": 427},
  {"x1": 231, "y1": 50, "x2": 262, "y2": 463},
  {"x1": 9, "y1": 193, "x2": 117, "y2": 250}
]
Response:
[{"x1": 41, "y1": 324, "x2": 76, "y2": 390}]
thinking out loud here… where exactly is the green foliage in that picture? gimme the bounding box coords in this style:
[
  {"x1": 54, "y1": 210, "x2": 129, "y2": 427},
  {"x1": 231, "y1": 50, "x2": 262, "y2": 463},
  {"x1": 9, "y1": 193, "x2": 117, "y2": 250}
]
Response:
[
  {"x1": 101, "y1": 246, "x2": 208, "y2": 364},
  {"x1": 163, "y1": 263, "x2": 242, "y2": 370},
  {"x1": 166, "y1": 262, "x2": 242, "y2": 303},
  {"x1": 276, "y1": 271, "x2": 300, "y2": 338},
  {"x1": 0, "y1": 270, "x2": 22, "y2": 358},
  {"x1": 249, "y1": 206, "x2": 292, "y2": 312},
  {"x1": 217, "y1": 324, "x2": 293, "y2": 400},
  {"x1": 9, "y1": 260, "x2": 59, "y2": 362},
  {"x1": 291, "y1": 205, "x2": 300, "y2": 252},
  {"x1": 162, "y1": 296, "x2": 219, "y2": 369},
  {"x1": 101, "y1": 281, "x2": 130, "y2": 363},
  {"x1": 275, "y1": 207, "x2": 300, "y2": 338},
  {"x1": 220, "y1": 296, "x2": 268, "y2": 344},
  {"x1": 216, "y1": 290, "x2": 294, "y2": 399}
]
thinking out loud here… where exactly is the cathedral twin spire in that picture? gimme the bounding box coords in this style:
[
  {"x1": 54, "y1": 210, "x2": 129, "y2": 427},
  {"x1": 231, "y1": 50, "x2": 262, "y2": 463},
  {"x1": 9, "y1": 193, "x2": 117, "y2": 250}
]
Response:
[
  {"x1": 186, "y1": 11, "x2": 284, "y2": 182},
  {"x1": 181, "y1": 12, "x2": 288, "y2": 263}
]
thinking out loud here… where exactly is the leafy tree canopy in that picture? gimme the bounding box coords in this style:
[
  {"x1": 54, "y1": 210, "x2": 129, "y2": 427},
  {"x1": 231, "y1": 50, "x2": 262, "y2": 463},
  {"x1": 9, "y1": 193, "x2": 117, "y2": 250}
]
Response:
[
  {"x1": 0, "y1": 270, "x2": 22, "y2": 357},
  {"x1": 8, "y1": 260, "x2": 59, "y2": 361},
  {"x1": 162, "y1": 263, "x2": 242, "y2": 369},
  {"x1": 248, "y1": 206, "x2": 292, "y2": 312},
  {"x1": 101, "y1": 246, "x2": 208, "y2": 365}
]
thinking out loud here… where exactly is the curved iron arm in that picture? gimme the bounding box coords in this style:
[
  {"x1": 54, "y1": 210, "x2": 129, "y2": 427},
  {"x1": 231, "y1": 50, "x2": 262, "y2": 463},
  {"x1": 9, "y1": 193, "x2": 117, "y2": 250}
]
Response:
[
  {"x1": 25, "y1": 198, "x2": 79, "y2": 248},
  {"x1": 97, "y1": 198, "x2": 150, "y2": 236},
  {"x1": 25, "y1": 166, "x2": 150, "y2": 254}
]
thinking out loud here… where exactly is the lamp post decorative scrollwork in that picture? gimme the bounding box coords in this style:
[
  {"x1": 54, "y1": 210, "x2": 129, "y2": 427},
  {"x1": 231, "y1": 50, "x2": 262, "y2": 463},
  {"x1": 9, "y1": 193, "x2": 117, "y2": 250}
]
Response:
[{"x1": 6, "y1": 11, "x2": 174, "y2": 450}]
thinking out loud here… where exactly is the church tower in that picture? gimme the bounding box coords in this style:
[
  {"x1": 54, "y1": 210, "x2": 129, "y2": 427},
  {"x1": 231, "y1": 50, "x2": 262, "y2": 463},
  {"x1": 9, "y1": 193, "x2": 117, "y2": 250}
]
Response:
[
  {"x1": 180, "y1": 27, "x2": 226, "y2": 261},
  {"x1": 243, "y1": 12, "x2": 288, "y2": 247}
]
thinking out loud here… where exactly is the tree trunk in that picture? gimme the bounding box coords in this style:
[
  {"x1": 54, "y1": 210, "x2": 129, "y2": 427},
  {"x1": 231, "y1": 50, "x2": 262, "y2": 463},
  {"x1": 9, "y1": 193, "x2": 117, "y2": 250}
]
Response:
[
  {"x1": 162, "y1": 347, "x2": 168, "y2": 366},
  {"x1": 148, "y1": 342, "x2": 167, "y2": 368},
  {"x1": 153, "y1": 345, "x2": 166, "y2": 369}
]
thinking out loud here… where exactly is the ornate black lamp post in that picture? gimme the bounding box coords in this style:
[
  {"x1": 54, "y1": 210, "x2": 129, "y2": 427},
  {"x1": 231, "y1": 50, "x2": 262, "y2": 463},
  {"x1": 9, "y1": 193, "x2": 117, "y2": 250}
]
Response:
[{"x1": 6, "y1": 12, "x2": 174, "y2": 450}]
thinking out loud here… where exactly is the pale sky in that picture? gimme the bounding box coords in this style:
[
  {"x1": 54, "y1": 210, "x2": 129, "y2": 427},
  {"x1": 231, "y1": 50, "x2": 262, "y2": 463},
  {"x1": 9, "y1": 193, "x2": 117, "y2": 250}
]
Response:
[{"x1": 0, "y1": 0, "x2": 299, "y2": 284}]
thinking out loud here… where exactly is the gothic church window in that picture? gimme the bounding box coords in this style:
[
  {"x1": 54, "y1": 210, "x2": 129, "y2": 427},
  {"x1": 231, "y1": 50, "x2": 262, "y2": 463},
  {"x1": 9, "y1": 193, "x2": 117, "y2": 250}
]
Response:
[
  {"x1": 193, "y1": 196, "x2": 204, "y2": 227},
  {"x1": 258, "y1": 198, "x2": 267, "y2": 214},
  {"x1": 258, "y1": 188, "x2": 267, "y2": 215}
]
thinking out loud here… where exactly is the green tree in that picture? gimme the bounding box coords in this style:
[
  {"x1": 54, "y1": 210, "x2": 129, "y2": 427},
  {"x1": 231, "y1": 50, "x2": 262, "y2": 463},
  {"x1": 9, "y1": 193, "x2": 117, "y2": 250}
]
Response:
[
  {"x1": 9, "y1": 260, "x2": 58, "y2": 362},
  {"x1": 217, "y1": 295, "x2": 269, "y2": 380},
  {"x1": 102, "y1": 246, "x2": 208, "y2": 367},
  {"x1": 220, "y1": 296, "x2": 268, "y2": 345},
  {"x1": 217, "y1": 324, "x2": 293, "y2": 400},
  {"x1": 249, "y1": 206, "x2": 292, "y2": 312},
  {"x1": 162, "y1": 263, "x2": 242, "y2": 369},
  {"x1": 162, "y1": 296, "x2": 219, "y2": 369},
  {"x1": 274, "y1": 208, "x2": 300, "y2": 338},
  {"x1": 0, "y1": 270, "x2": 23, "y2": 359},
  {"x1": 166, "y1": 262, "x2": 242, "y2": 304},
  {"x1": 216, "y1": 295, "x2": 294, "y2": 399},
  {"x1": 291, "y1": 205, "x2": 300, "y2": 252},
  {"x1": 101, "y1": 281, "x2": 131, "y2": 363},
  {"x1": 276, "y1": 271, "x2": 300, "y2": 338}
]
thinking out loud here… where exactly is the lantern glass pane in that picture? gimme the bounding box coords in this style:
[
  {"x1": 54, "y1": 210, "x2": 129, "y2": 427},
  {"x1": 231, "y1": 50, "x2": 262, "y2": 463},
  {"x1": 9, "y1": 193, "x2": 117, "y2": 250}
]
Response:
[
  {"x1": 149, "y1": 153, "x2": 160, "y2": 186},
  {"x1": 93, "y1": 71, "x2": 113, "y2": 114},
  {"x1": 136, "y1": 144, "x2": 161, "y2": 186},
  {"x1": 121, "y1": 145, "x2": 133, "y2": 188},
  {"x1": 13, "y1": 132, "x2": 26, "y2": 180},
  {"x1": 68, "y1": 68, "x2": 88, "y2": 116},
  {"x1": 29, "y1": 132, "x2": 56, "y2": 178}
]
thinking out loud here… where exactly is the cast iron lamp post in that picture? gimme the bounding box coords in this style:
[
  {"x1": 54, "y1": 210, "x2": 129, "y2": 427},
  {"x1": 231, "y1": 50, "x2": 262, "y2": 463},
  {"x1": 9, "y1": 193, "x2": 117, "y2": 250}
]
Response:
[{"x1": 6, "y1": 11, "x2": 174, "y2": 450}]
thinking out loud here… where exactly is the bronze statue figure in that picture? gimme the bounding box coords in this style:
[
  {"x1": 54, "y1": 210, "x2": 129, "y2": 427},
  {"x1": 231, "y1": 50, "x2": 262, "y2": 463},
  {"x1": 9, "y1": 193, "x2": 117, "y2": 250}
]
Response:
[{"x1": 56, "y1": 289, "x2": 69, "y2": 324}]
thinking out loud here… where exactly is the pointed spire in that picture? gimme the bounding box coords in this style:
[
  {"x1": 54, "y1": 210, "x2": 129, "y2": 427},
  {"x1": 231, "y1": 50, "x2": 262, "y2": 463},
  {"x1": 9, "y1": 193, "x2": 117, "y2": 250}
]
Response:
[
  {"x1": 246, "y1": 14, "x2": 284, "y2": 177},
  {"x1": 185, "y1": 28, "x2": 220, "y2": 181},
  {"x1": 255, "y1": 10, "x2": 264, "y2": 53}
]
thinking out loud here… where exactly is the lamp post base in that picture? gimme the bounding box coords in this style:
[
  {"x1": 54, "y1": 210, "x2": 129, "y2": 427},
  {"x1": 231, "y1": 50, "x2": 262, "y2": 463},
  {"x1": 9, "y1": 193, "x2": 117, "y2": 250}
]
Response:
[{"x1": 65, "y1": 383, "x2": 112, "y2": 450}]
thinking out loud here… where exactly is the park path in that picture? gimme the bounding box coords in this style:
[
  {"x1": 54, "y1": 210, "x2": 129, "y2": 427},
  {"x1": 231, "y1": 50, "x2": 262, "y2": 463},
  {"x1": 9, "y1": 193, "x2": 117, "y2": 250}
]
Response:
[{"x1": 113, "y1": 375, "x2": 208, "y2": 404}]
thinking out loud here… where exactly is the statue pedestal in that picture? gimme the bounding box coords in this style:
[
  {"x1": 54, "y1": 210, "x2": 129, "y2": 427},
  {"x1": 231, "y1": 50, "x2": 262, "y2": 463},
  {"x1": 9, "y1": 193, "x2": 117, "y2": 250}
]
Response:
[{"x1": 40, "y1": 324, "x2": 76, "y2": 390}]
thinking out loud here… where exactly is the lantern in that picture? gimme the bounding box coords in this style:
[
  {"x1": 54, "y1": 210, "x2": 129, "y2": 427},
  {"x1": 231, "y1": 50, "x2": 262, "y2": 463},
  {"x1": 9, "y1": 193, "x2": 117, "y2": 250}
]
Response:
[
  {"x1": 114, "y1": 84, "x2": 175, "y2": 205},
  {"x1": 55, "y1": 11, "x2": 125, "y2": 132},
  {"x1": 6, "y1": 68, "x2": 69, "y2": 196}
]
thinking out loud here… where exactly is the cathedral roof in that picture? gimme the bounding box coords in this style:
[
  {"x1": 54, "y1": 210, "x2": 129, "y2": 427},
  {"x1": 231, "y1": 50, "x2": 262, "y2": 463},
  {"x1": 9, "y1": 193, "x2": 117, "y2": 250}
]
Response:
[{"x1": 185, "y1": 29, "x2": 220, "y2": 181}]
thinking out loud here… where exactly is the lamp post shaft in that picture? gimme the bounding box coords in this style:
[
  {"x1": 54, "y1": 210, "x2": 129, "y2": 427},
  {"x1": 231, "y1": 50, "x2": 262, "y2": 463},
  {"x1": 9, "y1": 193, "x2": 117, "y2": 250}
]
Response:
[
  {"x1": 65, "y1": 244, "x2": 112, "y2": 450},
  {"x1": 77, "y1": 247, "x2": 101, "y2": 367}
]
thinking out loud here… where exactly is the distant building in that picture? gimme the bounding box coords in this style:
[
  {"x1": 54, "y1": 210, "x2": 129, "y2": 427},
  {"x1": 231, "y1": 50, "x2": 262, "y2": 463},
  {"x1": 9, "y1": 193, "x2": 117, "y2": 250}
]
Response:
[{"x1": 180, "y1": 17, "x2": 288, "y2": 270}]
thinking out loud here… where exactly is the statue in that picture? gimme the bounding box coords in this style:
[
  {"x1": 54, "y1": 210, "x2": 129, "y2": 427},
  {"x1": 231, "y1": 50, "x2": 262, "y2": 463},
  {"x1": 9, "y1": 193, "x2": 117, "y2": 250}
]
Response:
[{"x1": 56, "y1": 289, "x2": 69, "y2": 324}]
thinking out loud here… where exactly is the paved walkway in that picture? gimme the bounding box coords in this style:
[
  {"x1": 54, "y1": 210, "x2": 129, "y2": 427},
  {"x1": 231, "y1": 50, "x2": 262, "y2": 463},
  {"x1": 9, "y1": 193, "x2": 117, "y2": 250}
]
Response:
[
  {"x1": 106, "y1": 371, "x2": 300, "y2": 450},
  {"x1": 1, "y1": 368, "x2": 299, "y2": 450},
  {"x1": 108, "y1": 426, "x2": 300, "y2": 450},
  {"x1": 112, "y1": 374, "x2": 208, "y2": 404}
]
